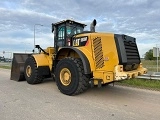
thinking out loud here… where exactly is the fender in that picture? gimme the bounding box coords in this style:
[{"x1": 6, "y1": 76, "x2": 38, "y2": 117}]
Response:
[
  {"x1": 32, "y1": 54, "x2": 51, "y2": 76},
  {"x1": 33, "y1": 54, "x2": 50, "y2": 67},
  {"x1": 56, "y1": 47, "x2": 91, "y2": 74}
]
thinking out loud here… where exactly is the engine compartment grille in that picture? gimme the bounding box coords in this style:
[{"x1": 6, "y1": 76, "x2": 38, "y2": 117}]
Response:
[
  {"x1": 124, "y1": 40, "x2": 140, "y2": 63},
  {"x1": 92, "y1": 37, "x2": 104, "y2": 69},
  {"x1": 114, "y1": 34, "x2": 141, "y2": 71}
]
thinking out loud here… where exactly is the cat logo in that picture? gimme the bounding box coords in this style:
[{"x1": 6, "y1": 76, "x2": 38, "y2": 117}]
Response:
[{"x1": 73, "y1": 36, "x2": 88, "y2": 46}]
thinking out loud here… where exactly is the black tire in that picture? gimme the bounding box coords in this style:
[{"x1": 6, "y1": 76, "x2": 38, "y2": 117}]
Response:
[
  {"x1": 24, "y1": 56, "x2": 43, "y2": 84},
  {"x1": 55, "y1": 57, "x2": 89, "y2": 95}
]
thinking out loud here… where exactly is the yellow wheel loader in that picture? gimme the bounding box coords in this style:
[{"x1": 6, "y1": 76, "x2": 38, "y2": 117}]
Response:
[{"x1": 10, "y1": 19, "x2": 147, "y2": 95}]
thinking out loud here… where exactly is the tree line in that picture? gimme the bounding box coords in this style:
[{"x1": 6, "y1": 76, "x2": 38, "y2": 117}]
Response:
[{"x1": 144, "y1": 49, "x2": 159, "y2": 60}]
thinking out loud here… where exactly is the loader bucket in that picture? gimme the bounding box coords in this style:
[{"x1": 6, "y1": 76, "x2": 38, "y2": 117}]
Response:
[{"x1": 10, "y1": 53, "x2": 31, "y2": 81}]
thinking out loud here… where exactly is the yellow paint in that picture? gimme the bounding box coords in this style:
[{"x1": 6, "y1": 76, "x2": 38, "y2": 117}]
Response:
[
  {"x1": 60, "y1": 68, "x2": 71, "y2": 86},
  {"x1": 34, "y1": 33, "x2": 147, "y2": 85},
  {"x1": 74, "y1": 32, "x2": 147, "y2": 85},
  {"x1": 26, "y1": 65, "x2": 32, "y2": 77},
  {"x1": 75, "y1": 33, "x2": 119, "y2": 72},
  {"x1": 93, "y1": 64, "x2": 147, "y2": 85},
  {"x1": 33, "y1": 47, "x2": 55, "y2": 70},
  {"x1": 93, "y1": 71, "x2": 114, "y2": 85}
]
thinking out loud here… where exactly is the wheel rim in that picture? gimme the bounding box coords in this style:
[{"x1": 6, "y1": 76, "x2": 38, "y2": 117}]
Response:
[
  {"x1": 26, "y1": 65, "x2": 32, "y2": 77},
  {"x1": 60, "y1": 68, "x2": 71, "y2": 86}
]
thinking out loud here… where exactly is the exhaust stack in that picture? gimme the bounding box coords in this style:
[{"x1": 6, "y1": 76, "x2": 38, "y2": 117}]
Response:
[{"x1": 90, "y1": 19, "x2": 97, "y2": 32}]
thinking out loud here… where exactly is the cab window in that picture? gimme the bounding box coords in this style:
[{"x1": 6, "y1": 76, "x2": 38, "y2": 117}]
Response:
[
  {"x1": 66, "y1": 25, "x2": 83, "y2": 36},
  {"x1": 58, "y1": 26, "x2": 65, "y2": 40},
  {"x1": 57, "y1": 26, "x2": 65, "y2": 47}
]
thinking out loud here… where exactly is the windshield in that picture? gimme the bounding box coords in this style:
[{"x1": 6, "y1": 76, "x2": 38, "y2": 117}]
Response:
[{"x1": 67, "y1": 25, "x2": 83, "y2": 36}]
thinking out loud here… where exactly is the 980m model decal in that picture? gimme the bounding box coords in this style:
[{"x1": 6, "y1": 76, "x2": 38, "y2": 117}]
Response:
[{"x1": 73, "y1": 36, "x2": 88, "y2": 46}]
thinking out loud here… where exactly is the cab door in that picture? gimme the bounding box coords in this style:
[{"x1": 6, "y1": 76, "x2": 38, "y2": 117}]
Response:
[{"x1": 57, "y1": 26, "x2": 65, "y2": 47}]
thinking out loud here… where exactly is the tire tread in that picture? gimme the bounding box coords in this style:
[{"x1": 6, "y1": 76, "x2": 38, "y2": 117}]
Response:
[{"x1": 24, "y1": 56, "x2": 43, "y2": 84}]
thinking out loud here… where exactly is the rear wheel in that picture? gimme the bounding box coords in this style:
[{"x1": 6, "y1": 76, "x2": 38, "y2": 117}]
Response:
[
  {"x1": 24, "y1": 56, "x2": 43, "y2": 84},
  {"x1": 55, "y1": 57, "x2": 89, "y2": 95}
]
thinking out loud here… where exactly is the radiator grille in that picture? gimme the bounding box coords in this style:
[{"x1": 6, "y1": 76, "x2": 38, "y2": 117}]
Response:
[
  {"x1": 114, "y1": 34, "x2": 141, "y2": 71},
  {"x1": 124, "y1": 40, "x2": 140, "y2": 63},
  {"x1": 93, "y1": 37, "x2": 104, "y2": 69}
]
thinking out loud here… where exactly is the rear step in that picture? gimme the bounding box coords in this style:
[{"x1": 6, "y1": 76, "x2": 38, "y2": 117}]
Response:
[{"x1": 10, "y1": 53, "x2": 31, "y2": 81}]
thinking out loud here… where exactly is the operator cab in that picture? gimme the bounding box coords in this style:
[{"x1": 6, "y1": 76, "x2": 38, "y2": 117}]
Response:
[{"x1": 52, "y1": 19, "x2": 86, "y2": 48}]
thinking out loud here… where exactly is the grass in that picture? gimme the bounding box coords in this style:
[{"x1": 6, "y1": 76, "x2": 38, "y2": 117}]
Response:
[
  {"x1": 141, "y1": 60, "x2": 160, "y2": 72},
  {"x1": 141, "y1": 59, "x2": 158, "y2": 65},
  {"x1": 0, "y1": 65, "x2": 11, "y2": 69},
  {"x1": 117, "y1": 78, "x2": 160, "y2": 91}
]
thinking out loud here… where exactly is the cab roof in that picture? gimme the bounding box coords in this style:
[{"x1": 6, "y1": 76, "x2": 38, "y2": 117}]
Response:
[{"x1": 52, "y1": 19, "x2": 87, "y2": 27}]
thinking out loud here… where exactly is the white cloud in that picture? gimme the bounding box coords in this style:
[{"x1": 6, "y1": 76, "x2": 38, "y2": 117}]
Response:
[{"x1": 0, "y1": 0, "x2": 159, "y2": 58}]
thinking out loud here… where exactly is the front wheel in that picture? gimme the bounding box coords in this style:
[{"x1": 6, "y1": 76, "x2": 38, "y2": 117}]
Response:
[
  {"x1": 24, "y1": 56, "x2": 43, "y2": 84},
  {"x1": 55, "y1": 57, "x2": 89, "y2": 95}
]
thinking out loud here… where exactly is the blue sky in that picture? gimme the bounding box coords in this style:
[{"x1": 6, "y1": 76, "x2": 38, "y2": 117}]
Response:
[{"x1": 0, "y1": 0, "x2": 160, "y2": 58}]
